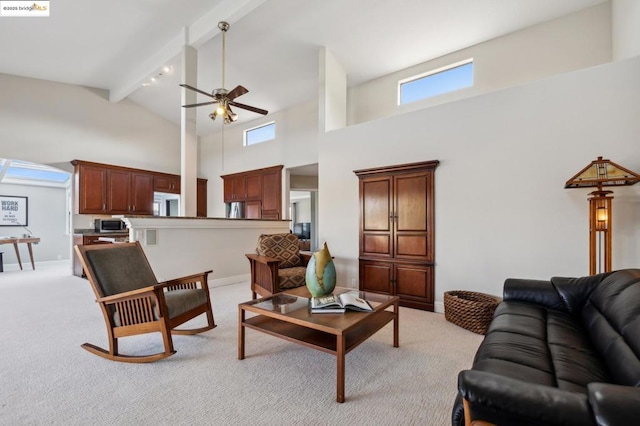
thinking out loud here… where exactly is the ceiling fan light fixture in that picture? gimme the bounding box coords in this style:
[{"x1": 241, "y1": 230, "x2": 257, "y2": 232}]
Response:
[{"x1": 180, "y1": 21, "x2": 268, "y2": 123}]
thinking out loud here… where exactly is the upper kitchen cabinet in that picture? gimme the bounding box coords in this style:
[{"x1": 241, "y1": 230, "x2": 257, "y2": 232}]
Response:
[
  {"x1": 154, "y1": 173, "x2": 181, "y2": 194},
  {"x1": 261, "y1": 166, "x2": 282, "y2": 219},
  {"x1": 73, "y1": 161, "x2": 108, "y2": 214},
  {"x1": 72, "y1": 160, "x2": 158, "y2": 216},
  {"x1": 221, "y1": 165, "x2": 283, "y2": 219},
  {"x1": 223, "y1": 175, "x2": 246, "y2": 202}
]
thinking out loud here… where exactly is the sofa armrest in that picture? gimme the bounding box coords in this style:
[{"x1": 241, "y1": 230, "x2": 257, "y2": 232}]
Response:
[
  {"x1": 503, "y1": 278, "x2": 566, "y2": 310},
  {"x1": 588, "y1": 383, "x2": 640, "y2": 425},
  {"x1": 458, "y1": 370, "x2": 595, "y2": 426}
]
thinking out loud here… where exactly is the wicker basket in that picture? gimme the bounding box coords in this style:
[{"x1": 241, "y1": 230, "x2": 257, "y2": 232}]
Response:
[{"x1": 444, "y1": 291, "x2": 501, "y2": 335}]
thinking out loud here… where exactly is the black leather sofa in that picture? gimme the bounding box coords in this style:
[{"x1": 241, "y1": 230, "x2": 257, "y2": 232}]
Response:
[{"x1": 452, "y1": 269, "x2": 640, "y2": 426}]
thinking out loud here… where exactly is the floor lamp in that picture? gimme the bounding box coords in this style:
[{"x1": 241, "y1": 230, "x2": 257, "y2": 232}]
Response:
[{"x1": 565, "y1": 156, "x2": 640, "y2": 275}]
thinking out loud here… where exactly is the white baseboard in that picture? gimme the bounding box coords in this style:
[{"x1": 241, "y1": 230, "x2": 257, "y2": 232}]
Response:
[
  {"x1": 434, "y1": 301, "x2": 445, "y2": 314},
  {"x1": 210, "y1": 273, "x2": 249, "y2": 288}
]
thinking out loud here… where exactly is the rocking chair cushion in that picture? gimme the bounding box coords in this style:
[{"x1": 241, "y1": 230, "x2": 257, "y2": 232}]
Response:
[
  {"x1": 113, "y1": 288, "x2": 209, "y2": 326},
  {"x1": 163, "y1": 289, "x2": 209, "y2": 319},
  {"x1": 85, "y1": 245, "x2": 158, "y2": 296}
]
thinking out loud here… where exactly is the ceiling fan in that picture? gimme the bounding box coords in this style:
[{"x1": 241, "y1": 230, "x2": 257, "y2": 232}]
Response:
[{"x1": 180, "y1": 21, "x2": 268, "y2": 124}]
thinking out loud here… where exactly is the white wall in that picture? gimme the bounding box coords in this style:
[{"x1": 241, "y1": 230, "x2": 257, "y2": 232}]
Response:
[
  {"x1": 349, "y1": 3, "x2": 611, "y2": 125},
  {"x1": 321, "y1": 57, "x2": 640, "y2": 304},
  {"x1": 0, "y1": 183, "x2": 69, "y2": 265},
  {"x1": 0, "y1": 73, "x2": 181, "y2": 174},
  {"x1": 199, "y1": 100, "x2": 319, "y2": 217},
  {"x1": 612, "y1": 0, "x2": 640, "y2": 60}
]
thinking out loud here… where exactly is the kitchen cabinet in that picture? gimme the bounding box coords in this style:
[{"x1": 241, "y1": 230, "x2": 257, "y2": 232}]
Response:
[
  {"x1": 224, "y1": 176, "x2": 246, "y2": 202},
  {"x1": 75, "y1": 162, "x2": 107, "y2": 214},
  {"x1": 154, "y1": 174, "x2": 180, "y2": 194},
  {"x1": 245, "y1": 200, "x2": 261, "y2": 219},
  {"x1": 355, "y1": 160, "x2": 439, "y2": 311},
  {"x1": 106, "y1": 170, "x2": 154, "y2": 215},
  {"x1": 197, "y1": 178, "x2": 207, "y2": 217},
  {"x1": 261, "y1": 168, "x2": 281, "y2": 219},
  {"x1": 245, "y1": 174, "x2": 262, "y2": 200},
  {"x1": 73, "y1": 160, "x2": 204, "y2": 216},
  {"x1": 221, "y1": 165, "x2": 283, "y2": 219}
]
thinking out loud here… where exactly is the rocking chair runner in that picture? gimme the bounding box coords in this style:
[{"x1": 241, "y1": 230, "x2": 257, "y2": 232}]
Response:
[{"x1": 75, "y1": 242, "x2": 216, "y2": 363}]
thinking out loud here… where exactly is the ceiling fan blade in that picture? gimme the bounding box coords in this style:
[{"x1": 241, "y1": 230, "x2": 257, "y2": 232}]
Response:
[
  {"x1": 182, "y1": 101, "x2": 216, "y2": 108},
  {"x1": 226, "y1": 85, "x2": 249, "y2": 100},
  {"x1": 179, "y1": 84, "x2": 215, "y2": 99},
  {"x1": 229, "y1": 101, "x2": 268, "y2": 115}
]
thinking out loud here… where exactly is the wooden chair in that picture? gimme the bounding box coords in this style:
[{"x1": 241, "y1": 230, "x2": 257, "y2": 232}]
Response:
[
  {"x1": 246, "y1": 233, "x2": 311, "y2": 299},
  {"x1": 75, "y1": 242, "x2": 216, "y2": 363}
]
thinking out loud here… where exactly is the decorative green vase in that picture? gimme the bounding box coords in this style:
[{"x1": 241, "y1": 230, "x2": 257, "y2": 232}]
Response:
[{"x1": 305, "y1": 242, "x2": 336, "y2": 297}]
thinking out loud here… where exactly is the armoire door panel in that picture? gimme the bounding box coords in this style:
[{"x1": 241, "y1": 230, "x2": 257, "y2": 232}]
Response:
[
  {"x1": 396, "y1": 235, "x2": 428, "y2": 258},
  {"x1": 362, "y1": 179, "x2": 392, "y2": 231},
  {"x1": 360, "y1": 262, "x2": 393, "y2": 294},
  {"x1": 395, "y1": 174, "x2": 428, "y2": 232},
  {"x1": 362, "y1": 234, "x2": 392, "y2": 256},
  {"x1": 395, "y1": 264, "x2": 433, "y2": 303}
]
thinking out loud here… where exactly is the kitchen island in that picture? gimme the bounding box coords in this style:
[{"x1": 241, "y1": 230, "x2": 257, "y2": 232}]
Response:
[{"x1": 119, "y1": 216, "x2": 290, "y2": 286}]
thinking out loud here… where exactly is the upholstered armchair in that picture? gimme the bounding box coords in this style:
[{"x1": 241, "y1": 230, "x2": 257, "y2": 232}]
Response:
[
  {"x1": 75, "y1": 242, "x2": 216, "y2": 363},
  {"x1": 246, "y1": 233, "x2": 311, "y2": 299}
]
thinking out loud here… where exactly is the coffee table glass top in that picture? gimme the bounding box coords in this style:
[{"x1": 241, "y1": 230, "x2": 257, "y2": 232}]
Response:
[
  {"x1": 242, "y1": 288, "x2": 397, "y2": 320},
  {"x1": 249, "y1": 293, "x2": 309, "y2": 314}
]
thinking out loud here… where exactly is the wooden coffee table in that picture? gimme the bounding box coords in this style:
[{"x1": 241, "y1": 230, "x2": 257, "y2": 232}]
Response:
[{"x1": 238, "y1": 287, "x2": 399, "y2": 402}]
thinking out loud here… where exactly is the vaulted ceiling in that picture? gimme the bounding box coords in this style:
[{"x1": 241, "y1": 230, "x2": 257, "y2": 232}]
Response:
[{"x1": 0, "y1": 0, "x2": 607, "y2": 136}]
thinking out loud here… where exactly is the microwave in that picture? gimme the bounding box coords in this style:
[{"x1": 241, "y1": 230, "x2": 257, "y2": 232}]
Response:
[{"x1": 94, "y1": 219, "x2": 127, "y2": 233}]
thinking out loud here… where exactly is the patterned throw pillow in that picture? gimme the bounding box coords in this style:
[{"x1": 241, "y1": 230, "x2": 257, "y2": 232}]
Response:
[{"x1": 256, "y1": 233, "x2": 301, "y2": 269}]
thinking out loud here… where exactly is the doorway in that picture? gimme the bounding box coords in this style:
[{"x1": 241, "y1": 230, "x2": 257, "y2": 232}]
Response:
[{"x1": 287, "y1": 164, "x2": 318, "y2": 251}]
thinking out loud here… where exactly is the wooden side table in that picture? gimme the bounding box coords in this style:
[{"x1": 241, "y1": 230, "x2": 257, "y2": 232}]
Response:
[{"x1": 0, "y1": 237, "x2": 40, "y2": 270}]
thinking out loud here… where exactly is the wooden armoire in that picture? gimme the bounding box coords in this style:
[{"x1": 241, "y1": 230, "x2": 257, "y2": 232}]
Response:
[{"x1": 354, "y1": 160, "x2": 439, "y2": 311}]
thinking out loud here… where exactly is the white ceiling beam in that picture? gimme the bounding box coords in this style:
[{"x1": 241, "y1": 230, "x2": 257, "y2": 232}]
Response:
[{"x1": 108, "y1": 0, "x2": 267, "y2": 103}]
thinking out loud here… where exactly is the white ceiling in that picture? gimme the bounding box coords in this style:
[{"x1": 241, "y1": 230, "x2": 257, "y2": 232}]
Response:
[{"x1": 0, "y1": 0, "x2": 607, "y2": 136}]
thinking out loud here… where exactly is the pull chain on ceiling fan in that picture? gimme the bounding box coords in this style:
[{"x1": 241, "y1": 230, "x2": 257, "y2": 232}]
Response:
[{"x1": 180, "y1": 21, "x2": 268, "y2": 124}]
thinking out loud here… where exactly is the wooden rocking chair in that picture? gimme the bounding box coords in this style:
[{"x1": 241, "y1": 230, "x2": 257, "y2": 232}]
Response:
[{"x1": 75, "y1": 242, "x2": 216, "y2": 363}]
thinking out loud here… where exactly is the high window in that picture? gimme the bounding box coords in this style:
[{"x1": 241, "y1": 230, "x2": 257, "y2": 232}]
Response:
[
  {"x1": 399, "y1": 59, "x2": 473, "y2": 105},
  {"x1": 244, "y1": 121, "x2": 276, "y2": 146}
]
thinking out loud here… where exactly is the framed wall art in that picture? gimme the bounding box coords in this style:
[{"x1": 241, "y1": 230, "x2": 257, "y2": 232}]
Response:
[{"x1": 0, "y1": 195, "x2": 28, "y2": 226}]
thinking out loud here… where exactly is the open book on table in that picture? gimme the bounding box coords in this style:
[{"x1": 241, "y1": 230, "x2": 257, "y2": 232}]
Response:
[{"x1": 310, "y1": 291, "x2": 374, "y2": 314}]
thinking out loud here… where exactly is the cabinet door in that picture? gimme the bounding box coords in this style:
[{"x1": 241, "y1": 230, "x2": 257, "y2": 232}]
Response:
[
  {"x1": 360, "y1": 177, "x2": 393, "y2": 258},
  {"x1": 394, "y1": 171, "x2": 432, "y2": 261},
  {"x1": 130, "y1": 172, "x2": 154, "y2": 214},
  {"x1": 196, "y1": 179, "x2": 207, "y2": 217},
  {"x1": 245, "y1": 174, "x2": 262, "y2": 200},
  {"x1": 77, "y1": 164, "x2": 107, "y2": 214},
  {"x1": 395, "y1": 263, "x2": 434, "y2": 310},
  {"x1": 245, "y1": 200, "x2": 261, "y2": 219},
  {"x1": 261, "y1": 169, "x2": 281, "y2": 218},
  {"x1": 223, "y1": 177, "x2": 234, "y2": 202},
  {"x1": 359, "y1": 260, "x2": 394, "y2": 294},
  {"x1": 154, "y1": 175, "x2": 180, "y2": 194},
  {"x1": 107, "y1": 169, "x2": 131, "y2": 214}
]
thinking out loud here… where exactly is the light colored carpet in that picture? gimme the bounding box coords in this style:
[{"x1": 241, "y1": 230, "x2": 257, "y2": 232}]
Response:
[{"x1": 0, "y1": 262, "x2": 483, "y2": 425}]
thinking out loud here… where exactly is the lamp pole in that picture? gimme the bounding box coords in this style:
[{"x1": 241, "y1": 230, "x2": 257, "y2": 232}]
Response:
[{"x1": 588, "y1": 189, "x2": 613, "y2": 275}]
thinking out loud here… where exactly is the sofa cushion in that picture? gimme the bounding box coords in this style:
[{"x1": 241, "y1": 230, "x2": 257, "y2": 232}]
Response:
[
  {"x1": 473, "y1": 300, "x2": 611, "y2": 394},
  {"x1": 582, "y1": 269, "x2": 640, "y2": 387},
  {"x1": 256, "y1": 233, "x2": 301, "y2": 268}
]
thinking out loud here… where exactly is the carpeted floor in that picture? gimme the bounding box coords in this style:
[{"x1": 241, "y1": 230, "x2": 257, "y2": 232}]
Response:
[{"x1": 0, "y1": 262, "x2": 483, "y2": 425}]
